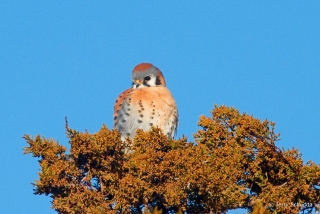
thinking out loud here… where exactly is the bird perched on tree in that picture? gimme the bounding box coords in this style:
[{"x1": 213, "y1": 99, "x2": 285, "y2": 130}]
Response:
[{"x1": 114, "y1": 63, "x2": 178, "y2": 140}]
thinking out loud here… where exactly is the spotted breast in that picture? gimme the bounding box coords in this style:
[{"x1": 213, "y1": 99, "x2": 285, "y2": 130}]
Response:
[{"x1": 113, "y1": 63, "x2": 178, "y2": 139}]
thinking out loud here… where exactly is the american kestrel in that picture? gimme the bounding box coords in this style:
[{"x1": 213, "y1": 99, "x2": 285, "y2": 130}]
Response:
[{"x1": 114, "y1": 63, "x2": 178, "y2": 140}]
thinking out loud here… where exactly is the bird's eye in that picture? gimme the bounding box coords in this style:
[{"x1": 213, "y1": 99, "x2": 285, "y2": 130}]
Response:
[{"x1": 144, "y1": 76, "x2": 151, "y2": 81}]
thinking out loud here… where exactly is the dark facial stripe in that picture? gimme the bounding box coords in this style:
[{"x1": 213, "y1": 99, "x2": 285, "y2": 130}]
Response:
[
  {"x1": 143, "y1": 81, "x2": 150, "y2": 87},
  {"x1": 156, "y1": 76, "x2": 162, "y2": 85}
]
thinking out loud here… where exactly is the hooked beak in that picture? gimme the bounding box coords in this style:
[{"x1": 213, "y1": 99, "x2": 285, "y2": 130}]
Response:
[
  {"x1": 135, "y1": 80, "x2": 142, "y2": 84},
  {"x1": 134, "y1": 79, "x2": 142, "y2": 88}
]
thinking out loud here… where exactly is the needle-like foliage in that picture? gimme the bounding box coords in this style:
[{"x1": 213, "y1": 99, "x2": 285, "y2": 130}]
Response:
[{"x1": 24, "y1": 106, "x2": 320, "y2": 213}]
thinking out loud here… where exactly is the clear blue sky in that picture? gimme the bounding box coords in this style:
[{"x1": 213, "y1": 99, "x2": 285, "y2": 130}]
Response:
[{"x1": 1, "y1": 1, "x2": 319, "y2": 213}]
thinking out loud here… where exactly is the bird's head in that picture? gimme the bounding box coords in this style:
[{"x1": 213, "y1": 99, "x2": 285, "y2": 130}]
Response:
[{"x1": 131, "y1": 63, "x2": 166, "y2": 89}]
